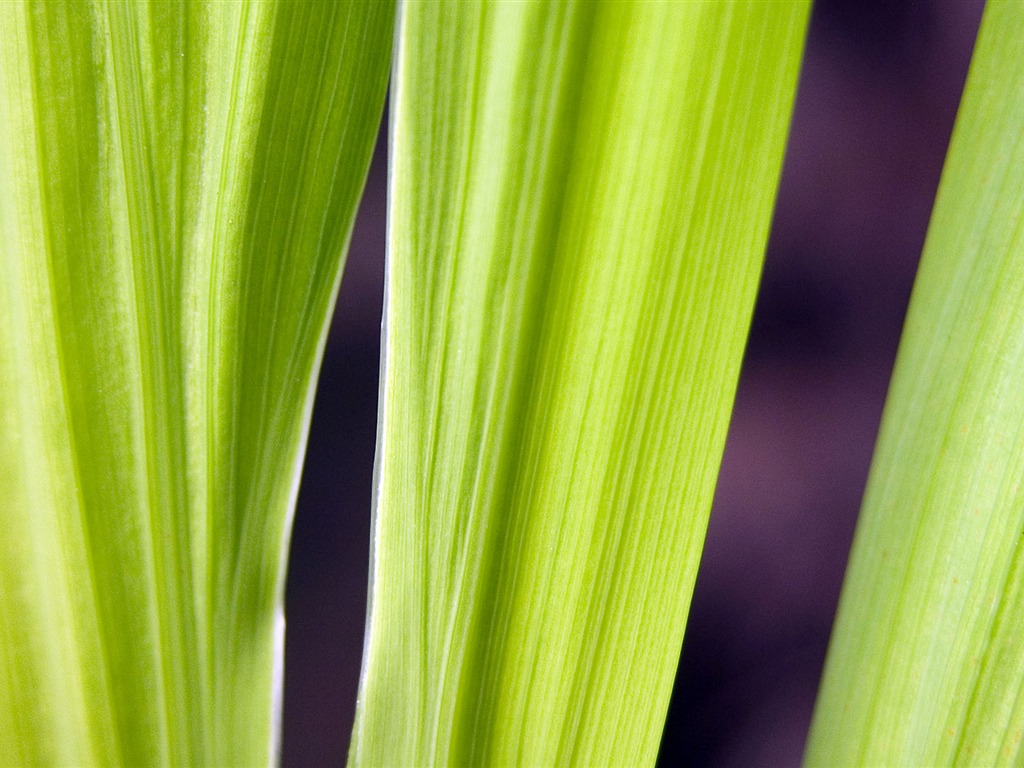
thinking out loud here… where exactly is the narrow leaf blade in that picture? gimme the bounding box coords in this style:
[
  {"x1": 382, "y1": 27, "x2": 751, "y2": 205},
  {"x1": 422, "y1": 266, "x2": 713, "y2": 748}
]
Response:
[
  {"x1": 352, "y1": 2, "x2": 809, "y2": 765},
  {"x1": 0, "y1": 2, "x2": 394, "y2": 764},
  {"x1": 806, "y1": 3, "x2": 1024, "y2": 765}
]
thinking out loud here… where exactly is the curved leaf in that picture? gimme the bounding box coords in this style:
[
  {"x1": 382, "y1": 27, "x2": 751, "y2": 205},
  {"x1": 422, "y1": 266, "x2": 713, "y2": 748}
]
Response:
[
  {"x1": 806, "y1": 3, "x2": 1024, "y2": 764},
  {"x1": 0, "y1": 2, "x2": 393, "y2": 764}
]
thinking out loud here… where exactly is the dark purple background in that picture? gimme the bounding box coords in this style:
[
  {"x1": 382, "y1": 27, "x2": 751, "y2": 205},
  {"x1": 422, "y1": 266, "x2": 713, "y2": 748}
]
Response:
[{"x1": 282, "y1": 1, "x2": 986, "y2": 764}]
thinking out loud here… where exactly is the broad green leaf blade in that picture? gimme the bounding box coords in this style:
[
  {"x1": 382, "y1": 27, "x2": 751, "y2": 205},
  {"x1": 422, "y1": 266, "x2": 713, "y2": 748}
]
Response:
[
  {"x1": 805, "y1": 3, "x2": 1024, "y2": 765},
  {"x1": 0, "y1": 2, "x2": 393, "y2": 765},
  {"x1": 351, "y1": 2, "x2": 809, "y2": 765}
]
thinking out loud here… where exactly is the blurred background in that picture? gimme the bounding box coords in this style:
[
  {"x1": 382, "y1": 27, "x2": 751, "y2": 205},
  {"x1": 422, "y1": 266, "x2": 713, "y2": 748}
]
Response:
[{"x1": 281, "y1": 1, "x2": 986, "y2": 764}]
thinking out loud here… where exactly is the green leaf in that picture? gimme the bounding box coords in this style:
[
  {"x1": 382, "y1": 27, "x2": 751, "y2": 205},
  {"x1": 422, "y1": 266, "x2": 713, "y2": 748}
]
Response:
[
  {"x1": 0, "y1": 1, "x2": 393, "y2": 764},
  {"x1": 805, "y1": 2, "x2": 1024, "y2": 765},
  {"x1": 351, "y1": 2, "x2": 809, "y2": 765}
]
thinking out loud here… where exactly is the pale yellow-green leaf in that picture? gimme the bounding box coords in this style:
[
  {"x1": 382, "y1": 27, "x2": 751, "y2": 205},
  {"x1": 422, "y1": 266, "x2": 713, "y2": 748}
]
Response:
[
  {"x1": 350, "y1": 2, "x2": 810, "y2": 765},
  {"x1": 0, "y1": 2, "x2": 393, "y2": 765},
  {"x1": 806, "y1": 2, "x2": 1024, "y2": 765}
]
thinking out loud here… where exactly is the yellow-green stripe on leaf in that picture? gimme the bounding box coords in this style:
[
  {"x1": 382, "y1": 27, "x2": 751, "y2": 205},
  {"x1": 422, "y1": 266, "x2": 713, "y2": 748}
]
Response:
[
  {"x1": 351, "y1": 2, "x2": 809, "y2": 765},
  {"x1": 807, "y1": 3, "x2": 1024, "y2": 765},
  {"x1": 0, "y1": 2, "x2": 393, "y2": 764}
]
